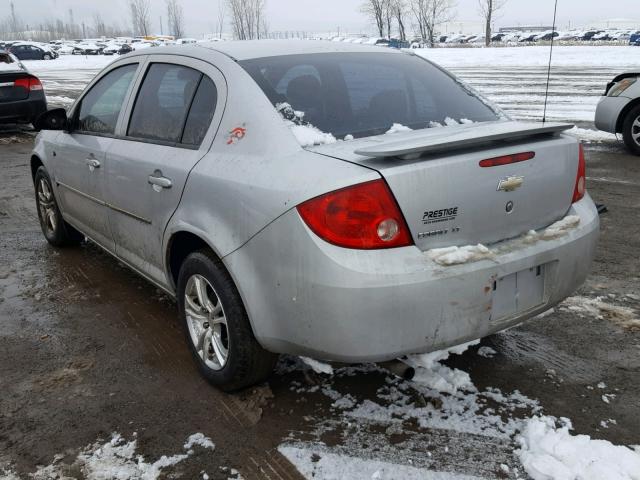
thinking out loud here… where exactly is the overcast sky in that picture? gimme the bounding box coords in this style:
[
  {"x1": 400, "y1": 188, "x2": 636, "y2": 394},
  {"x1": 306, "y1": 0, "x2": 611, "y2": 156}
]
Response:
[{"x1": 3, "y1": 0, "x2": 639, "y2": 36}]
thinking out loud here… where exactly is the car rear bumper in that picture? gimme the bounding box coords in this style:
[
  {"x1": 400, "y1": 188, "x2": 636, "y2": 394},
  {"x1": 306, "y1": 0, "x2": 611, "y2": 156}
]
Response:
[
  {"x1": 225, "y1": 195, "x2": 600, "y2": 363},
  {"x1": 595, "y1": 95, "x2": 631, "y2": 133},
  {"x1": 0, "y1": 95, "x2": 47, "y2": 124}
]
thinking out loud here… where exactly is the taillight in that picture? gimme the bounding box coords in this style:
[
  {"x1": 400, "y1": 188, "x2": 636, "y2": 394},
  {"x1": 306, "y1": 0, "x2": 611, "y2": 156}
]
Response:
[
  {"x1": 297, "y1": 179, "x2": 413, "y2": 249},
  {"x1": 14, "y1": 77, "x2": 43, "y2": 91},
  {"x1": 479, "y1": 151, "x2": 535, "y2": 167},
  {"x1": 572, "y1": 144, "x2": 586, "y2": 203}
]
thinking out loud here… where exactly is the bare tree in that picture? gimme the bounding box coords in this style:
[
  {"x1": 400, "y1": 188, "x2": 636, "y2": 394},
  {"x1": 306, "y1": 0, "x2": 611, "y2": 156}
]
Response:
[
  {"x1": 216, "y1": 0, "x2": 226, "y2": 39},
  {"x1": 392, "y1": 0, "x2": 407, "y2": 41},
  {"x1": 130, "y1": 0, "x2": 152, "y2": 37},
  {"x1": 360, "y1": 0, "x2": 387, "y2": 38},
  {"x1": 227, "y1": 0, "x2": 267, "y2": 40},
  {"x1": 410, "y1": 0, "x2": 456, "y2": 47},
  {"x1": 478, "y1": 0, "x2": 506, "y2": 46},
  {"x1": 8, "y1": 1, "x2": 23, "y2": 37},
  {"x1": 166, "y1": 0, "x2": 185, "y2": 38},
  {"x1": 93, "y1": 13, "x2": 107, "y2": 37}
]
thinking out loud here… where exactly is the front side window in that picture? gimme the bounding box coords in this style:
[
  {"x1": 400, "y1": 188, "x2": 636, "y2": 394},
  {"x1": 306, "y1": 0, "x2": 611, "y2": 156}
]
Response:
[
  {"x1": 241, "y1": 53, "x2": 502, "y2": 139},
  {"x1": 77, "y1": 64, "x2": 138, "y2": 135},
  {"x1": 127, "y1": 63, "x2": 202, "y2": 143}
]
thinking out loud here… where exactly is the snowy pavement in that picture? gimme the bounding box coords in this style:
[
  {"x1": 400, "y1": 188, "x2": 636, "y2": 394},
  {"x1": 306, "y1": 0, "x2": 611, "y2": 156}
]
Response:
[{"x1": 413, "y1": 45, "x2": 638, "y2": 143}]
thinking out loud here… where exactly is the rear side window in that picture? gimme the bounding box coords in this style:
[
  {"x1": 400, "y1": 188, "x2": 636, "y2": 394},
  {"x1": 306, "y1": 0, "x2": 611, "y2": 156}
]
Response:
[
  {"x1": 77, "y1": 63, "x2": 138, "y2": 135},
  {"x1": 182, "y1": 76, "x2": 217, "y2": 146},
  {"x1": 128, "y1": 63, "x2": 201, "y2": 143}
]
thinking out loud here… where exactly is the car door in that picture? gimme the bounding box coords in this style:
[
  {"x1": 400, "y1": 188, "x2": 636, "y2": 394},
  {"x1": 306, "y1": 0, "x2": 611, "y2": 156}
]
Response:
[
  {"x1": 11, "y1": 46, "x2": 25, "y2": 60},
  {"x1": 53, "y1": 61, "x2": 141, "y2": 250},
  {"x1": 25, "y1": 46, "x2": 38, "y2": 60},
  {"x1": 105, "y1": 56, "x2": 226, "y2": 286}
]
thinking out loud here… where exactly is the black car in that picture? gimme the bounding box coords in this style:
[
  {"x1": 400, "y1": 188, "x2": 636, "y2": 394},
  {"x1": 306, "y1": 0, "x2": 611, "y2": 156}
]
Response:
[
  {"x1": 581, "y1": 30, "x2": 602, "y2": 41},
  {"x1": 0, "y1": 51, "x2": 47, "y2": 125},
  {"x1": 118, "y1": 44, "x2": 133, "y2": 55},
  {"x1": 8, "y1": 43, "x2": 57, "y2": 60}
]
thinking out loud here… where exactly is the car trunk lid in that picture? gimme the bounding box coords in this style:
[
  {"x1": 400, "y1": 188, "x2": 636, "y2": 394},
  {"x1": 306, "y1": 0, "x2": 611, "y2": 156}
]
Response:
[
  {"x1": 309, "y1": 121, "x2": 580, "y2": 251},
  {"x1": 0, "y1": 72, "x2": 31, "y2": 102}
]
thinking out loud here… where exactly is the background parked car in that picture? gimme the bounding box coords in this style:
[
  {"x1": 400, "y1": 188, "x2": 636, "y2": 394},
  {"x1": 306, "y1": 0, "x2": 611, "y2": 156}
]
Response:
[
  {"x1": 102, "y1": 43, "x2": 134, "y2": 55},
  {"x1": 595, "y1": 72, "x2": 640, "y2": 155},
  {"x1": 72, "y1": 43, "x2": 102, "y2": 55},
  {"x1": 9, "y1": 43, "x2": 57, "y2": 60},
  {"x1": 0, "y1": 50, "x2": 47, "y2": 124},
  {"x1": 56, "y1": 44, "x2": 76, "y2": 55}
]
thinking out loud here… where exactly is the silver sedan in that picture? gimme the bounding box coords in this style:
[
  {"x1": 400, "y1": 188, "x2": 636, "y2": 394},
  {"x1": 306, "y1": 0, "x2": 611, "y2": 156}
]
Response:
[
  {"x1": 31, "y1": 41, "x2": 599, "y2": 390},
  {"x1": 595, "y1": 72, "x2": 640, "y2": 155}
]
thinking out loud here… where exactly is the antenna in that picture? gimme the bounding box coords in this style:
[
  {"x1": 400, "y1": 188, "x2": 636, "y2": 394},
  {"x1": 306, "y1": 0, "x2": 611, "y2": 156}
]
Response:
[{"x1": 542, "y1": 0, "x2": 559, "y2": 124}]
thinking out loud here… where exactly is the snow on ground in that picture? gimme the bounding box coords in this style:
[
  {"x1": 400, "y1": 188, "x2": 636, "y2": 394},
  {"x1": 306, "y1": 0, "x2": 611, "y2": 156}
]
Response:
[
  {"x1": 22, "y1": 55, "x2": 114, "y2": 73},
  {"x1": 559, "y1": 295, "x2": 640, "y2": 330},
  {"x1": 415, "y1": 45, "x2": 638, "y2": 142},
  {"x1": 279, "y1": 446, "x2": 483, "y2": 480},
  {"x1": 565, "y1": 126, "x2": 619, "y2": 143},
  {"x1": 280, "y1": 334, "x2": 640, "y2": 480},
  {"x1": 414, "y1": 45, "x2": 640, "y2": 69},
  {"x1": 516, "y1": 416, "x2": 640, "y2": 480},
  {"x1": 404, "y1": 341, "x2": 480, "y2": 394},
  {"x1": 45, "y1": 95, "x2": 75, "y2": 106},
  {"x1": 1, "y1": 432, "x2": 214, "y2": 480},
  {"x1": 300, "y1": 356, "x2": 334, "y2": 375}
]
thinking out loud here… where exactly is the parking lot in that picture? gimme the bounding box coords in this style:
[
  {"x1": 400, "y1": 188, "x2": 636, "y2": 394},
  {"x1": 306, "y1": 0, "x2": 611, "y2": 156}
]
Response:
[{"x1": 1, "y1": 48, "x2": 640, "y2": 479}]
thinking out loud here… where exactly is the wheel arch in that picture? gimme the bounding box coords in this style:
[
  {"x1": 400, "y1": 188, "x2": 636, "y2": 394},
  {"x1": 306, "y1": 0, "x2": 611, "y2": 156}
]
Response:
[
  {"x1": 30, "y1": 154, "x2": 44, "y2": 183},
  {"x1": 165, "y1": 229, "x2": 224, "y2": 290},
  {"x1": 616, "y1": 98, "x2": 640, "y2": 133}
]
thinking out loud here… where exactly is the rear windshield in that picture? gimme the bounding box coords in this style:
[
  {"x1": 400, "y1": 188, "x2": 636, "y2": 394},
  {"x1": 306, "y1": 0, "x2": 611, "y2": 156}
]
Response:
[
  {"x1": 0, "y1": 52, "x2": 22, "y2": 72},
  {"x1": 240, "y1": 52, "x2": 501, "y2": 139}
]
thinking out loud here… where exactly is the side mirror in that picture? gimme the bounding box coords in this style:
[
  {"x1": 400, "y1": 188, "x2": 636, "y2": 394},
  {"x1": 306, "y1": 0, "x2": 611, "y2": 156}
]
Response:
[{"x1": 34, "y1": 108, "x2": 68, "y2": 132}]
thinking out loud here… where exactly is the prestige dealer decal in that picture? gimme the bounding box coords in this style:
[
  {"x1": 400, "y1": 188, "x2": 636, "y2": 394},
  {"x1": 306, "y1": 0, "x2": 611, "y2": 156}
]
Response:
[{"x1": 423, "y1": 207, "x2": 459, "y2": 225}]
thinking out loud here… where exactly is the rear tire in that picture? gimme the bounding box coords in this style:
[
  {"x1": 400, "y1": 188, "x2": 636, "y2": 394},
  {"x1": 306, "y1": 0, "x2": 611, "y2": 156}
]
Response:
[
  {"x1": 34, "y1": 167, "x2": 83, "y2": 247},
  {"x1": 622, "y1": 105, "x2": 640, "y2": 156},
  {"x1": 177, "y1": 249, "x2": 277, "y2": 391}
]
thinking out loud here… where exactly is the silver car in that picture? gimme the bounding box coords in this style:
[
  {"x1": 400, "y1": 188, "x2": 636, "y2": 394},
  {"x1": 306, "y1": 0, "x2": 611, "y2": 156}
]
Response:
[
  {"x1": 31, "y1": 41, "x2": 599, "y2": 390},
  {"x1": 595, "y1": 72, "x2": 640, "y2": 155}
]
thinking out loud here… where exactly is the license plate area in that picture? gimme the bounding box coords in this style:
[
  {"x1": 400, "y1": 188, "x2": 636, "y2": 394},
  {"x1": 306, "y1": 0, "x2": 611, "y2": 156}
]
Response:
[{"x1": 491, "y1": 264, "x2": 546, "y2": 322}]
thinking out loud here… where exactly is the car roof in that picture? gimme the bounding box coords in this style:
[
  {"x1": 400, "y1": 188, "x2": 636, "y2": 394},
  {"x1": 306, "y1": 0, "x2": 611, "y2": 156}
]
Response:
[{"x1": 126, "y1": 39, "x2": 401, "y2": 62}]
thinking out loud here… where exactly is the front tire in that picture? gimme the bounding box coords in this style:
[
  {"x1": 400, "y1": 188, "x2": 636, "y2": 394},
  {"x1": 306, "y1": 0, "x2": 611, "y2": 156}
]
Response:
[
  {"x1": 622, "y1": 105, "x2": 640, "y2": 156},
  {"x1": 177, "y1": 250, "x2": 277, "y2": 391},
  {"x1": 34, "y1": 167, "x2": 83, "y2": 247},
  {"x1": 43, "y1": 53, "x2": 52, "y2": 60}
]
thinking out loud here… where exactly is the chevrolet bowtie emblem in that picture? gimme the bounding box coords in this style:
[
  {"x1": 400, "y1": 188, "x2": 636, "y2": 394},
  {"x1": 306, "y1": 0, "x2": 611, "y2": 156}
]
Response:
[{"x1": 497, "y1": 176, "x2": 524, "y2": 192}]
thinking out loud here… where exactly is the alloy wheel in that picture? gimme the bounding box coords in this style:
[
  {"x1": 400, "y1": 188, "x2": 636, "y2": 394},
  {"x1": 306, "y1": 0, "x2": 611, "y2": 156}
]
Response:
[
  {"x1": 184, "y1": 274, "x2": 229, "y2": 371},
  {"x1": 632, "y1": 116, "x2": 640, "y2": 147},
  {"x1": 37, "y1": 178, "x2": 57, "y2": 236}
]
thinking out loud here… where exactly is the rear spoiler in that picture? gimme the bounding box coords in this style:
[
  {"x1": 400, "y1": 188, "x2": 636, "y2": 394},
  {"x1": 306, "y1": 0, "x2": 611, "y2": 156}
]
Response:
[{"x1": 353, "y1": 121, "x2": 574, "y2": 159}]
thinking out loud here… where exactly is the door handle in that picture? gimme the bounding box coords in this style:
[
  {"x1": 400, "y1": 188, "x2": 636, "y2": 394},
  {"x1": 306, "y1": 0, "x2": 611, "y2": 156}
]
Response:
[
  {"x1": 86, "y1": 158, "x2": 101, "y2": 169},
  {"x1": 148, "y1": 172, "x2": 172, "y2": 190}
]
